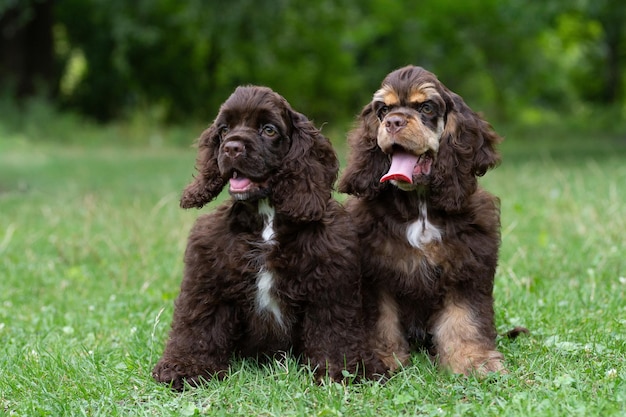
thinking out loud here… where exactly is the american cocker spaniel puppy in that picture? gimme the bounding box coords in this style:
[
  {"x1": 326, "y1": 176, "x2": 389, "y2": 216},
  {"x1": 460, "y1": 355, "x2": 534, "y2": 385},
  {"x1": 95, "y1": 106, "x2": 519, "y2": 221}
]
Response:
[
  {"x1": 338, "y1": 66, "x2": 505, "y2": 376},
  {"x1": 153, "y1": 86, "x2": 383, "y2": 390}
]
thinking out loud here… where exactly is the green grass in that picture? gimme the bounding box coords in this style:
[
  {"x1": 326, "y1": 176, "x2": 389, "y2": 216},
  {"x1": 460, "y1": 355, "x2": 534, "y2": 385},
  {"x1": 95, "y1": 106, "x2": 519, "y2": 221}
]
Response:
[{"x1": 1, "y1": 122, "x2": 625, "y2": 416}]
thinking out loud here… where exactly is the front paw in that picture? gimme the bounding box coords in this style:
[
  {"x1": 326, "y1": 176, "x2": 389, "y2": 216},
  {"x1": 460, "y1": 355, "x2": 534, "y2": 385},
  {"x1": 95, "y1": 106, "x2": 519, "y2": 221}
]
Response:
[
  {"x1": 440, "y1": 348, "x2": 506, "y2": 377},
  {"x1": 152, "y1": 360, "x2": 221, "y2": 391},
  {"x1": 474, "y1": 350, "x2": 507, "y2": 375}
]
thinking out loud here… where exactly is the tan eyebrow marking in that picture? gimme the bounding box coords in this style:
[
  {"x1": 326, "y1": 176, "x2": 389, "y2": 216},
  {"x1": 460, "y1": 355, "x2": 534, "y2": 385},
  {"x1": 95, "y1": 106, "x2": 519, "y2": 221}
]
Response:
[
  {"x1": 409, "y1": 82, "x2": 440, "y2": 104},
  {"x1": 373, "y1": 85, "x2": 400, "y2": 106}
]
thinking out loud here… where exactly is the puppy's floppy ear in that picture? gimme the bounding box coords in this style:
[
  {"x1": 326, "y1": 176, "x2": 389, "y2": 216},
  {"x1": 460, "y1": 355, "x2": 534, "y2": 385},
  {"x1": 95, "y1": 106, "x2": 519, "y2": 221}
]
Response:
[
  {"x1": 431, "y1": 89, "x2": 502, "y2": 212},
  {"x1": 180, "y1": 124, "x2": 226, "y2": 209},
  {"x1": 270, "y1": 109, "x2": 338, "y2": 222},
  {"x1": 337, "y1": 105, "x2": 390, "y2": 199}
]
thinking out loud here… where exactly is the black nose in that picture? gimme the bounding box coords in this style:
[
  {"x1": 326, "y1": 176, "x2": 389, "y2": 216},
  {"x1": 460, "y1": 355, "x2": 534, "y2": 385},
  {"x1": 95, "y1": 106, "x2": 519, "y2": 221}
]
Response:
[
  {"x1": 385, "y1": 115, "x2": 407, "y2": 135},
  {"x1": 224, "y1": 140, "x2": 244, "y2": 158}
]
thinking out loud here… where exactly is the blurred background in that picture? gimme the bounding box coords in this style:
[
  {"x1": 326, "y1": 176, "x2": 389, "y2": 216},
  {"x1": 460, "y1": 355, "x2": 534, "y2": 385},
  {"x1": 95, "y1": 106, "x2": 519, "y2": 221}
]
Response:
[{"x1": 1, "y1": 0, "x2": 625, "y2": 143}]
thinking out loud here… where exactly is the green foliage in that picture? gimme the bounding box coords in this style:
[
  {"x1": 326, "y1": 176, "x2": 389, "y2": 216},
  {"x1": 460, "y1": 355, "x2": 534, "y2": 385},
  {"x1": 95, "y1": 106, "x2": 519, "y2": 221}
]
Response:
[{"x1": 39, "y1": 0, "x2": 625, "y2": 124}]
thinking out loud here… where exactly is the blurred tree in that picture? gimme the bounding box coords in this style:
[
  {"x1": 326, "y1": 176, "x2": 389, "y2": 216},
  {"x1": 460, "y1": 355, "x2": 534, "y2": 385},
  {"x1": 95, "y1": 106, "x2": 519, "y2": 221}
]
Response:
[
  {"x1": 1, "y1": 0, "x2": 624, "y2": 124},
  {"x1": 0, "y1": 0, "x2": 56, "y2": 98},
  {"x1": 56, "y1": 0, "x2": 207, "y2": 121},
  {"x1": 586, "y1": 0, "x2": 625, "y2": 103},
  {"x1": 54, "y1": 0, "x2": 370, "y2": 122},
  {"x1": 533, "y1": 0, "x2": 625, "y2": 108}
]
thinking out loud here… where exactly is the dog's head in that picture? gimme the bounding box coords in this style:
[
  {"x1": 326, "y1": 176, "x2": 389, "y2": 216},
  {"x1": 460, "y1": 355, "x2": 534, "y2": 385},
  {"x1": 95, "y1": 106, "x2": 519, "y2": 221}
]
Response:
[
  {"x1": 181, "y1": 85, "x2": 338, "y2": 221},
  {"x1": 339, "y1": 66, "x2": 502, "y2": 212}
]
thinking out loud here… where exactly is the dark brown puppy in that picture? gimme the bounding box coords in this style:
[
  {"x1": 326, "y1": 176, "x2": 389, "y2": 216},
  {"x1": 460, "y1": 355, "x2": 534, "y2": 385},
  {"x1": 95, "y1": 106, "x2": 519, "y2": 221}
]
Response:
[
  {"x1": 152, "y1": 86, "x2": 383, "y2": 390},
  {"x1": 339, "y1": 66, "x2": 505, "y2": 376}
]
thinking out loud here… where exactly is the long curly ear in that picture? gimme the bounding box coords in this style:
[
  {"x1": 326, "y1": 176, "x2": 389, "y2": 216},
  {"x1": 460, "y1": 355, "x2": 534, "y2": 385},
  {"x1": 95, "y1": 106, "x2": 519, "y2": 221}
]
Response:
[
  {"x1": 270, "y1": 110, "x2": 338, "y2": 222},
  {"x1": 337, "y1": 105, "x2": 390, "y2": 199},
  {"x1": 179, "y1": 125, "x2": 226, "y2": 209},
  {"x1": 431, "y1": 91, "x2": 502, "y2": 212}
]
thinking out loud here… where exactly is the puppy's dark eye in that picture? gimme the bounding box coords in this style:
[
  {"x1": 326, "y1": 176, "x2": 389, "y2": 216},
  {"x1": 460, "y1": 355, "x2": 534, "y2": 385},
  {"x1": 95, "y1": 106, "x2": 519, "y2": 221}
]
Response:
[
  {"x1": 261, "y1": 124, "x2": 278, "y2": 137},
  {"x1": 420, "y1": 102, "x2": 435, "y2": 115},
  {"x1": 377, "y1": 105, "x2": 390, "y2": 120},
  {"x1": 218, "y1": 125, "x2": 229, "y2": 137}
]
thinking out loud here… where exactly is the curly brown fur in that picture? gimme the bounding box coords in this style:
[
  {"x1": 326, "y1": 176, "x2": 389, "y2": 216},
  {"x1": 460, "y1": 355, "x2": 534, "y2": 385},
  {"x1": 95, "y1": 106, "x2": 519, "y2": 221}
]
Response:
[
  {"x1": 339, "y1": 66, "x2": 506, "y2": 376},
  {"x1": 153, "y1": 86, "x2": 384, "y2": 390}
]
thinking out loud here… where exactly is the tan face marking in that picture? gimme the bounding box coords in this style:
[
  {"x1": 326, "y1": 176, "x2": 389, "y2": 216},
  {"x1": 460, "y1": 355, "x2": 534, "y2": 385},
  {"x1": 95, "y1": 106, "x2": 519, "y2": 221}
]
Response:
[
  {"x1": 377, "y1": 113, "x2": 442, "y2": 156},
  {"x1": 375, "y1": 82, "x2": 445, "y2": 160},
  {"x1": 373, "y1": 86, "x2": 399, "y2": 107},
  {"x1": 408, "y1": 86, "x2": 427, "y2": 103},
  {"x1": 409, "y1": 82, "x2": 439, "y2": 104}
]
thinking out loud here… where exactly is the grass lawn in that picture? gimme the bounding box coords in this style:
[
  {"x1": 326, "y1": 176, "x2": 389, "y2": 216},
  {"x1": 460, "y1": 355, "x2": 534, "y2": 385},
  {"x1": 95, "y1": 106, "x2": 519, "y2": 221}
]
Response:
[{"x1": 1, "y1": 124, "x2": 625, "y2": 416}]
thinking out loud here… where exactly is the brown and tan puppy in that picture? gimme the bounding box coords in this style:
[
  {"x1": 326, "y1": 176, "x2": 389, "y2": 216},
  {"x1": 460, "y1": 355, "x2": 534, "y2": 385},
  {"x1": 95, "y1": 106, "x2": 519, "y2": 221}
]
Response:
[{"x1": 339, "y1": 66, "x2": 505, "y2": 376}]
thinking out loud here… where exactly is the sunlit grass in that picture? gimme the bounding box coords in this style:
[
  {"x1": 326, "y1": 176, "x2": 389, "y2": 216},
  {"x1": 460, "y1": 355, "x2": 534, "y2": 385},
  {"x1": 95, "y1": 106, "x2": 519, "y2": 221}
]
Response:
[{"x1": 1, "y1": 126, "x2": 625, "y2": 415}]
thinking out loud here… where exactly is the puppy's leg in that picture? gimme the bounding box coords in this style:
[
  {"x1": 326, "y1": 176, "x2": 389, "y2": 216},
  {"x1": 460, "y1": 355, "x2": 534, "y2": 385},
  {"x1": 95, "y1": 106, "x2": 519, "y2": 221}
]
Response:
[
  {"x1": 430, "y1": 295, "x2": 505, "y2": 376},
  {"x1": 153, "y1": 303, "x2": 237, "y2": 390},
  {"x1": 371, "y1": 291, "x2": 410, "y2": 373}
]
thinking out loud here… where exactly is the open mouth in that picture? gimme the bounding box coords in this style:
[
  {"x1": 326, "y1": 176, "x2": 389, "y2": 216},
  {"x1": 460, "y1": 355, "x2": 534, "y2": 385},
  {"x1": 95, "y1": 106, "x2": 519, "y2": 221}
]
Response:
[
  {"x1": 229, "y1": 171, "x2": 254, "y2": 193},
  {"x1": 380, "y1": 149, "x2": 434, "y2": 184},
  {"x1": 228, "y1": 170, "x2": 269, "y2": 200}
]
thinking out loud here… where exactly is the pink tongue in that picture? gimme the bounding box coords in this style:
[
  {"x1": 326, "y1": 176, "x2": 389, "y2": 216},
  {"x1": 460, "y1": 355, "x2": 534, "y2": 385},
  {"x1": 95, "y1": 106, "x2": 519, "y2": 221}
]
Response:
[
  {"x1": 230, "y1": 176, "x2": 252, "y2": 191},
  {"x1": 380, "y1": 151, "x2": 419, "y2": 184}
]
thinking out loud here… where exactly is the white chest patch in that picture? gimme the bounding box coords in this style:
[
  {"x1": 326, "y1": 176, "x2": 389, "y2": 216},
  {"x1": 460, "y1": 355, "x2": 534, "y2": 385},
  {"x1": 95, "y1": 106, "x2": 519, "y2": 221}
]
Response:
[
  {"x1": 254, "y1": 199, "x2": 283, "y2": 327},
  {"x1": 255, "y1": 269, "x2": 284, "y2": 328},
  {"x1": 406, "y1": 203, "x2": 442, "y2": 249},
  {"x1": 258, "y1": 199, "x2": 276, "y2": 242}
]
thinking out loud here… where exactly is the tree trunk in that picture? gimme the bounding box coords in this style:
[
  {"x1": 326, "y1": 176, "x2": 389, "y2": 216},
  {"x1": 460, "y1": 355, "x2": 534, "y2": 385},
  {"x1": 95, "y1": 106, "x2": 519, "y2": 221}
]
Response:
[
  {"x1": 601, "y1": 22, "x2": 623, "y2": 104},
  {"x1": 0, "y1": 0, "x2": 56, "y2": 98},
  {"x1": 595, "y1": 0, "x2": 625, "y2": 104}
]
